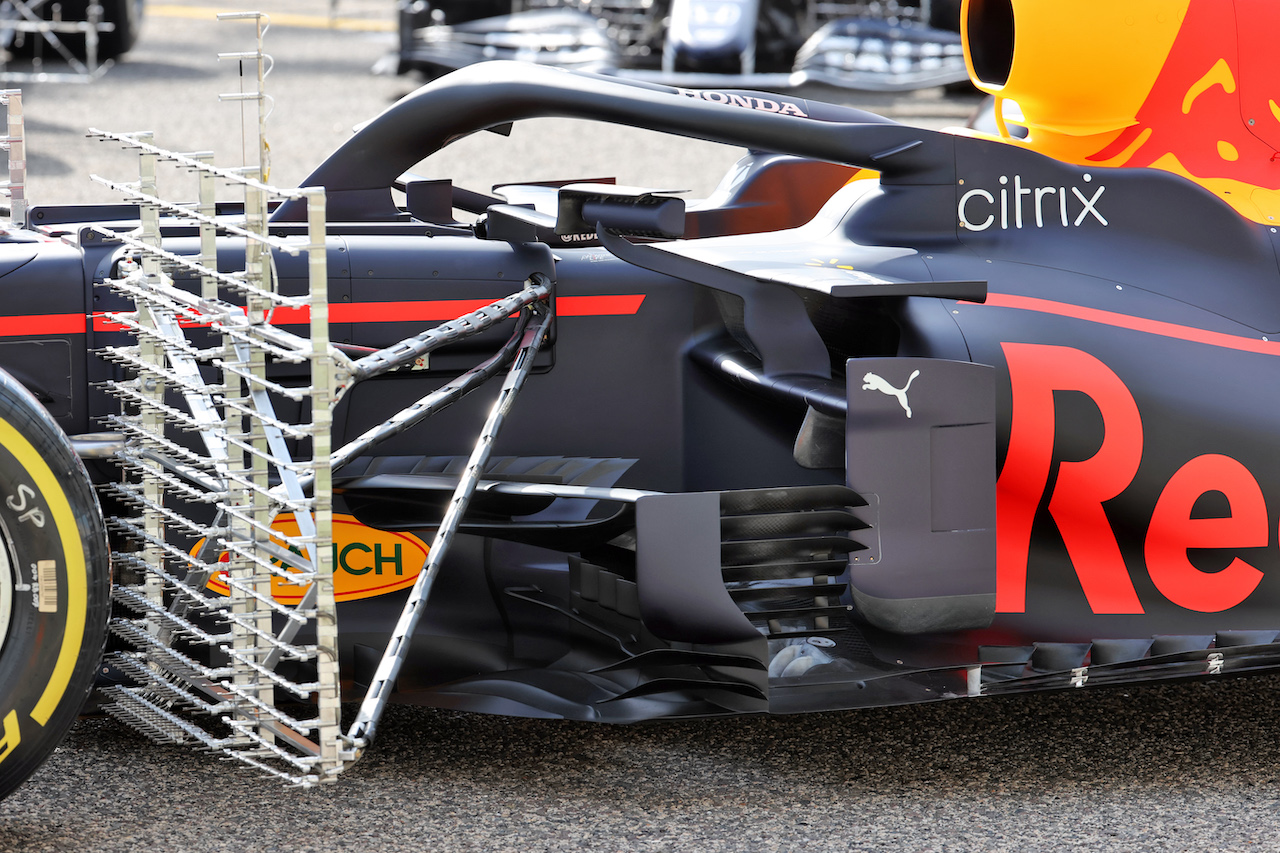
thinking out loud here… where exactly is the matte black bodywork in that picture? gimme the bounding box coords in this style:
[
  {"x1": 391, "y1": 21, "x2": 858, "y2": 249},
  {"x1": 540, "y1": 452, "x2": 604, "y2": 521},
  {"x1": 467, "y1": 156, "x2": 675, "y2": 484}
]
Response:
[{"x1": 12, "y1": 59, "x2": 1280, "y2": 722}]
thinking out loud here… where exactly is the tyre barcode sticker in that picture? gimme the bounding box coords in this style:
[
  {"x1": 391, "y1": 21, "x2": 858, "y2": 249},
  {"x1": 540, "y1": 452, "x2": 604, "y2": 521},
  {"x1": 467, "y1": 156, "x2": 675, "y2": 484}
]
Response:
[{"x1": 36, "y1": 560, "x2": 57, "y2": 613}]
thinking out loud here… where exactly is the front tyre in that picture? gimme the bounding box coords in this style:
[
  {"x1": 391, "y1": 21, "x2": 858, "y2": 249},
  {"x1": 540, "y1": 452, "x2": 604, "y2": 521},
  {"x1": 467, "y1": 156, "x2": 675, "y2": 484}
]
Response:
[{"x1": 0, "y1": 369, "x2": 110, "y2": 801}]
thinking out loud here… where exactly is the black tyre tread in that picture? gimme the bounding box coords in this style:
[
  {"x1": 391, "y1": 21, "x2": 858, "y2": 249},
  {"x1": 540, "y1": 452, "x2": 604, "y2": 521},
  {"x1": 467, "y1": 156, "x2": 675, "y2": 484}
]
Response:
[
  {"x1": 0, "y1": 369, "x2": 110, "y2": 802},
  {"x1": 94, "y1": 0, "x2": 143, "y2": 61}
]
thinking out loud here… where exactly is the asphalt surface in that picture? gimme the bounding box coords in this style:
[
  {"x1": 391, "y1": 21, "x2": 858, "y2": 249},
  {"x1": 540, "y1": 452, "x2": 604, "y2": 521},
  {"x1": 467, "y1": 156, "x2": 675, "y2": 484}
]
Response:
[
  {"x1": 9, "y1": 677, "x2": 1280, "y2": 852},
  {"x1": 5, "y1": 4, "x2": 1280, "y2": 852}
]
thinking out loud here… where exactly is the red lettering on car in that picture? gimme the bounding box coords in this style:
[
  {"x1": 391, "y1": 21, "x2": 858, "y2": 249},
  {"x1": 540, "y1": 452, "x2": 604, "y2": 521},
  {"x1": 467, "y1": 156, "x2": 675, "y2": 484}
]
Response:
[
  {"x1": 1144, "y1": 454, "x2": 1267, "y2": 612},
  {"x1": 997, "y1": 342, "x2": 1144, "y2": 614}
]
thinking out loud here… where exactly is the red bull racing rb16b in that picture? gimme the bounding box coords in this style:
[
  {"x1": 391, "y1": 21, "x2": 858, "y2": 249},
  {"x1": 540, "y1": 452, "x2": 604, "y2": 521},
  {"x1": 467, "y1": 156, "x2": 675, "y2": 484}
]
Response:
[{"x1": 0, "y1": 0, "x2": 1277, "y2": 796}]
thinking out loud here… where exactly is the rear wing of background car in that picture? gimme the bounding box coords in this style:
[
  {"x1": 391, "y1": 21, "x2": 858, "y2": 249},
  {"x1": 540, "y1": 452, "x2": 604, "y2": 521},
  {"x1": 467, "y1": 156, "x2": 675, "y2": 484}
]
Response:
[{"x1": 392, "y1": 0, "x2": 969, "y2": 93}]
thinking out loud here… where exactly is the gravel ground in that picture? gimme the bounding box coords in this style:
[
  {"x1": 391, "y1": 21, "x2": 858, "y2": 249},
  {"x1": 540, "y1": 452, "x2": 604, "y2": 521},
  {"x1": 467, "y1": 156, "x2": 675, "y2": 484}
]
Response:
[{"x1": 5, "y1": 4, "x2": 1276, "y2": 852}]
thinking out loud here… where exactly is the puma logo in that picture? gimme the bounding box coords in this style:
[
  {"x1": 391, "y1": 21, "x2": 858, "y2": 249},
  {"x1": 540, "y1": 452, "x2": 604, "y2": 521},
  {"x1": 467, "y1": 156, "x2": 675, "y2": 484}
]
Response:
[{"x1": 862, "y1": 369, "x2": 920, "y2": 418}]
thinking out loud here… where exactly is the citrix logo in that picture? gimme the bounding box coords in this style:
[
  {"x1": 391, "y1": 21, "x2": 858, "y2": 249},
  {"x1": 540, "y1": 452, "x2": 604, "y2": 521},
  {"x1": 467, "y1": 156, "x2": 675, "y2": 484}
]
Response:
[{"x1": 959, "y1": 173, "x2": 1107, "y2": 232}]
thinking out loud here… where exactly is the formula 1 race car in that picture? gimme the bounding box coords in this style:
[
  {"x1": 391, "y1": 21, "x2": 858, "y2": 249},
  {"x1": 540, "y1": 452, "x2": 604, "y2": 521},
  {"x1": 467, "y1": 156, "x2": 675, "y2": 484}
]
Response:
[
  {"x1": 2, "y1": 0, "x2": 145, "y2": 69},
  {"x1": 392, "y1": 0, "x2": 968, "y2": 92},
  {"x1": 1, "y1": 0, "x2": 1278, "y2": 798}
]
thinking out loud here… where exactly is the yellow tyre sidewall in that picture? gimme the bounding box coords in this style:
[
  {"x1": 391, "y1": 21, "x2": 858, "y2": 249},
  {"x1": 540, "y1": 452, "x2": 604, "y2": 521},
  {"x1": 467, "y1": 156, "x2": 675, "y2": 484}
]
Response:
[{"x1": 0, "y1": 377, "x2": 109, "y2": 801}]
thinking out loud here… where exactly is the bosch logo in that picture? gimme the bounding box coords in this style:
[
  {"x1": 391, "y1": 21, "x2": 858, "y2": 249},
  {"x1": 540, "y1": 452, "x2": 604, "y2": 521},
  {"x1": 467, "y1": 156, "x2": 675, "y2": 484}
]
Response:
[{"x1": 198, "y1": 514, "x2": 431, "y2": 603}]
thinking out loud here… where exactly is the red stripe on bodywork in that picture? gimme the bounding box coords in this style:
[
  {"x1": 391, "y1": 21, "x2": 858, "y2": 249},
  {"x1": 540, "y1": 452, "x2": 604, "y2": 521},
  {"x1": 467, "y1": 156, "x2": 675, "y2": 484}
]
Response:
[
  {"x1": 982, "y1": 292, "x2": 1280, "y2": 356},
  {"x1": 330, "y1": 294, "x2": 644, "y2": 322},
  {"x1": 556, "y1": 294, "x2": 646, "y2": 316},
  {"x1": 85, "y1": 294, "x2": 645, "y2": 335},
  {"x1": 332, "y1": 299, "x2": 495, "y2": 323},
  {"x1": 0, "y1": 314, "x2": 88, "y2": 335}
]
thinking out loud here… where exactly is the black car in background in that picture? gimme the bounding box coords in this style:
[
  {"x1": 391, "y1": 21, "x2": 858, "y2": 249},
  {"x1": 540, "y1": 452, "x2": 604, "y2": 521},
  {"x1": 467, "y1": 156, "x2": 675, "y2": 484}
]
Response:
[{"x1": 394, "y1": 0, "x2": 967, "y2": 92}]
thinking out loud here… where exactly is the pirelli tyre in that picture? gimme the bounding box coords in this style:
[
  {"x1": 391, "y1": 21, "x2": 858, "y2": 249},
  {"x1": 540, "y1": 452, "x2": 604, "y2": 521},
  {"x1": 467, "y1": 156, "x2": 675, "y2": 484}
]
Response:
[{"x1": 0, "y1": 369, "x2": 110, "y2": 801}]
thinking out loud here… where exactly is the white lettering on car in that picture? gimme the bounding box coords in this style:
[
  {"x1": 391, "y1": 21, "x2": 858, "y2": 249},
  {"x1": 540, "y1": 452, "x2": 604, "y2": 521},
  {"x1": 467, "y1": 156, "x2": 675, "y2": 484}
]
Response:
[
  {"x1": 960, "y1": 173, "x2": 1107, "y2": 231},
  {"x1": 674, "y1": 87, "x2": 809, "y2": 118}
]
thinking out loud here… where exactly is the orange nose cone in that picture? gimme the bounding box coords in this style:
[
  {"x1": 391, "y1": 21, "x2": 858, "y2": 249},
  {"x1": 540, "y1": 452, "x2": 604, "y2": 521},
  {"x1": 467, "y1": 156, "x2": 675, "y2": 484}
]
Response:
[{"x1": 963, "y1": 0, "x2": 1191, "y2": 137}]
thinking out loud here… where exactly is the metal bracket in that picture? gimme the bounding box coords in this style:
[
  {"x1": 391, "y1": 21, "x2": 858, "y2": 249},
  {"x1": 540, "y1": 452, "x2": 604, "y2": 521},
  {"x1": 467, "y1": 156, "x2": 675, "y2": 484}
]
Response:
[
  {"x1": 89, "y1": 17, "x2": 559, "y2": 785},
  {"x1": 1207, "y1": 652, "x2": 1225, "y2": 676},
  {"x1": 0, "y1": 89, "x2": 23, "y2": 224}
]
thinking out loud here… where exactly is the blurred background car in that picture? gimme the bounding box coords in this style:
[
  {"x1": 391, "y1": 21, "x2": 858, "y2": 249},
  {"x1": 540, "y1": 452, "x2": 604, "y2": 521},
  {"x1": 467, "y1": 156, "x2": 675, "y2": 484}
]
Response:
[
  {"x1": 1, "y1": 0, "x2": 145, "y2": 72},
  {"x1": 392, "y1": 0, "x2": 967, "y2": 93}
]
